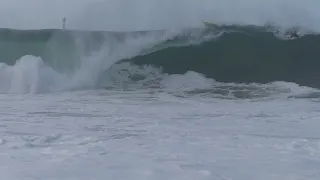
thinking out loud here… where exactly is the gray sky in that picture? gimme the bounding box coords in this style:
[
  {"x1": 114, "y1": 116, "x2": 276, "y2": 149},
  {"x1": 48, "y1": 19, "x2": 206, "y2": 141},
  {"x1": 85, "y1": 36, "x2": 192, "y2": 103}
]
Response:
[
  {"x1": 0, "y1": 0, "x2": 93, "y2": 29},
  {"x1": 0, "y1": 0, "x2": 319, "y2": 31}
]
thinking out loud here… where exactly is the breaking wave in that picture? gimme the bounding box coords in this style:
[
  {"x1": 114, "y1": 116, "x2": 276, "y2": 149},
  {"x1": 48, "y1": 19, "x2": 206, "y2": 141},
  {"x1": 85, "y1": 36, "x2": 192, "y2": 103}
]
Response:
[{"x1": 0, "y1": 24, "x2": 320, "y2": 98}]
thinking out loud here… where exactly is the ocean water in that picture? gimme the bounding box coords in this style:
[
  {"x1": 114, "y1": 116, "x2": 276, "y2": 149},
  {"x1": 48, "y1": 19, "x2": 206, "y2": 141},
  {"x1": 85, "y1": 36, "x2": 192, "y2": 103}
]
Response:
[
  {"x1": 1, "y1": 87, "x2": 320, "y2": 180},
  {"x1": 1, "y1": 24, "x2": 320, "y2": 180}
]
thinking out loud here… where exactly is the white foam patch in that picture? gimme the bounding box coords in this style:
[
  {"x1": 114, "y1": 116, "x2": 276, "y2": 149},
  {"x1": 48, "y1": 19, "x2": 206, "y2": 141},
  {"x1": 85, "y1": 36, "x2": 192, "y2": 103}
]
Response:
[
  {"x1": 160, "y1": 71, "x2": 215, "y2": 92},
  {"x1": 100, "y1": 62, "x2": 320, "y2": 99},
  {"x1": 0, "y1": 55, "x2": 64, "y2": 93}
]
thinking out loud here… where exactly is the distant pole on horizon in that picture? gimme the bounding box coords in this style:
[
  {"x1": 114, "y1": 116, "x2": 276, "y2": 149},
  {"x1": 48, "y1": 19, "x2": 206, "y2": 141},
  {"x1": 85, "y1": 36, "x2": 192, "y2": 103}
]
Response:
[{"x1": 62, "y1": 17, "x2": 66, "y2": 30}]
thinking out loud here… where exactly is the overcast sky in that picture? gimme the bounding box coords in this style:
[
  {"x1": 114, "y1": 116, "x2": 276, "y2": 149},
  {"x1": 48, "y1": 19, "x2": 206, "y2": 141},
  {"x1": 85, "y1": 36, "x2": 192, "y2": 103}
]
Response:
[
  {"x1": 0, "y1": 0, "x2": 93, "y2": 29},
  {"x1": 0, "y1": 0, "x2": 319, "y2": 31}
]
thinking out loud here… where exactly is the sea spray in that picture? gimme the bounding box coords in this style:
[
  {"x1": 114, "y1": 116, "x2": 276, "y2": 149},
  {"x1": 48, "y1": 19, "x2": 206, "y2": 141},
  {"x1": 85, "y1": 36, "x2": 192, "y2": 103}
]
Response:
[{"x1": 0, "y1": 29, "x2": 183, "y2": 93}]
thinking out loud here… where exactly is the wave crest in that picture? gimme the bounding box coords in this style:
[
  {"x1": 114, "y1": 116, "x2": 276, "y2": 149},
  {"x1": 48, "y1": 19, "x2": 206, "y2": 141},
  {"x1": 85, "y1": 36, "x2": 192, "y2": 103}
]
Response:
[{"x1": 0, "y1": 24, "x2": 320, "y2": 97}]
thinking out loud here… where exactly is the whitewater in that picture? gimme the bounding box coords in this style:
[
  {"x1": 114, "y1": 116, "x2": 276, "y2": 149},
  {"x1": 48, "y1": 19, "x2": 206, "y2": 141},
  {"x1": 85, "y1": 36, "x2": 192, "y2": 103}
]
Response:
[{"x1": 1, "y1": 0, "x2": 320, "y2": 180}]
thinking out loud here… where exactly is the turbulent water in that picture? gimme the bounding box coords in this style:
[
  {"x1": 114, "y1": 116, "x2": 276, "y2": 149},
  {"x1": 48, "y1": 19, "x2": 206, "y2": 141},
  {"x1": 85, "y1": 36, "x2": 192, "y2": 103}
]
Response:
[{"x1": 1, "y1": 23, "x2": 320, "y2": 180}]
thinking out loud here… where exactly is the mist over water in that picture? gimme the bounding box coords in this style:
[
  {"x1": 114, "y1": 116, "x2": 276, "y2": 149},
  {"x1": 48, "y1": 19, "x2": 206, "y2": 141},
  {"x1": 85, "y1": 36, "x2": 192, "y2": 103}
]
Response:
[
  {"x1": 0, "y1": 0, "x2": 320, "y2": 31},
  {"x1": 76, "y1": 0, "x2": 320, "y2": 31}
]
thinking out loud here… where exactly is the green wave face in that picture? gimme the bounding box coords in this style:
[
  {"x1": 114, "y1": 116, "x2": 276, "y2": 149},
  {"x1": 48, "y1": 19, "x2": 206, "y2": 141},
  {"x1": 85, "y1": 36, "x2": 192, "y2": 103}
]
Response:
[{"x1": 127, "y1": 26, "x2": 320, "y2": 88}]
